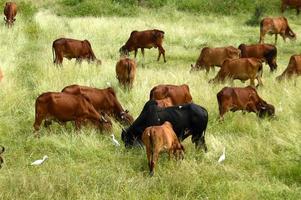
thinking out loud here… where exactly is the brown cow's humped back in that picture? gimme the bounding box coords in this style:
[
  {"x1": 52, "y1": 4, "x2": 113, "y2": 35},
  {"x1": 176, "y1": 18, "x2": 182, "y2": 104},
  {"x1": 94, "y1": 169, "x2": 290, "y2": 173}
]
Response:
[{"x1": 276, "y1": 54, "x2": 301, "y2": 81}]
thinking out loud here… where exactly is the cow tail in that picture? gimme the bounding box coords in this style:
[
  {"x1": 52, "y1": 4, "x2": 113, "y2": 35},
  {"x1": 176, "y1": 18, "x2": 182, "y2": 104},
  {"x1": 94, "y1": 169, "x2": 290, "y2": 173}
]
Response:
[
  {"x1": 52, "y1": 45, "x2": 55, "y2": 64},
  {"x1": 127, "y1": 59, "x2": 131, "y2": 83},
  {"x1": 149, "y1": 129, "x2": 155, "y2": 170}
]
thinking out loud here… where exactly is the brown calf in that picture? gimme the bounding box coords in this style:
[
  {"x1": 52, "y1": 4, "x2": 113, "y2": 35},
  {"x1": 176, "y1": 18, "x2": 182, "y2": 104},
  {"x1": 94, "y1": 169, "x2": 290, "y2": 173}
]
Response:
[
  {"x1": 238, "y1": 43, "x2": 277, "y2": 72},
  {"x1": 259, "y1": 17, "x2": 296, "y2": 44},
  {"x1": 209, "y1": 58, "x2": 264, "y2": 87},
  {"x1": 33, "y1": 92, "x2": 112, "y2": 136},
  {"x1": 62, "y1": 84, "x2": 134, "y2": 125},
  {"x1": 191, "y1": 46, "x2": 240, "y2": 73},
  {"x1": 281, "y1": 0, "x2": 301, "y2": 15},
  {"x1": 115, "y1": 57, "x2": 137, "y2": 88},
  {"x1": 150, "y1": 84, "x2": 192, "y2": 105},
  {"x1": 52, "y1": 38, "x2": 101, "y2": 66},
  {"x1": 276, "y1": 54, "x2": 301, "y2": 81},
  {"x1": 142, "y1": 121, "x2": 184, "y2": 176},
  {"x1": 3, "y1": 2, "x2": 17, "y2": 27},
  {"x1": 217, "y1": 86, "x2": 275, "y2": 120},
  {"x1": 119, "y1": 29, "x2": 166, "y2": 62},
  {"x1": 0, "y1": 145, "x2": 4, "y2": 169}
]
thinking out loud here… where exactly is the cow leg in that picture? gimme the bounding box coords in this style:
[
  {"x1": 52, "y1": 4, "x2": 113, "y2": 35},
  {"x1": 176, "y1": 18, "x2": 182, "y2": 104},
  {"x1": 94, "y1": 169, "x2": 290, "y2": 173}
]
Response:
[
  {"x1": 250, "y1": 78, "x2": 256, "y2": 87},
  {"x1": 297, "y1": 8, "x2": 300, "y2": 15},
  {"x1": 150, "y1": 150, "x2": 159, "y2": 176},
  {"x1": 157, "y1": 46, "x2": 166, "y2": 62},
  {"x1": 218, "y1": 105, "x2": 227, "y2": 121},
  {"x1": 259, "y1": 31, "x2": 265, "y2": 44},
  {"x1": 274, "y1": 34, "x2": 278, "y2": 45},
  {"x1": 134, "y1": 49, "x2": 138, "y2": 58}
]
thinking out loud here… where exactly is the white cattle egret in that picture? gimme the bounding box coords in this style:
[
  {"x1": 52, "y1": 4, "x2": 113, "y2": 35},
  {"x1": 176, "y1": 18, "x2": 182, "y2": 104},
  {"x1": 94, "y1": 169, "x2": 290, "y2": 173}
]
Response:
[
  {"x1": 218, "y1": 147, "x2": 226, "y2": 163},
  {"x1": 31, "y1": 155, "x2": 48, "y2": 166},
  {"x1": 111, "y1": 134, "x2": 120, "y2": 146}
]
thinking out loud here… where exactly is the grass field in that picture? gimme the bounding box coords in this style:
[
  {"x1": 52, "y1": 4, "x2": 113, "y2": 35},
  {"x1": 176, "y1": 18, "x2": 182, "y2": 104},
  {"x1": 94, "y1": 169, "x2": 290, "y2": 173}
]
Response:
[{"x1": 0, "y1": 1, "x2": 300, "y2": 199}]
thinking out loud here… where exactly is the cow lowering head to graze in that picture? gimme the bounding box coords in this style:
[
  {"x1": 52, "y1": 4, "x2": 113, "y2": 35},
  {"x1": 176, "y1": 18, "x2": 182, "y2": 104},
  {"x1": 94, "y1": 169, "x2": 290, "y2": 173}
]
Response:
[
  {"x1": 52, "y1": 38, "x2": 101, "y2": 66},
  {"x1": 121, "y1": 100, "x2": 208, "y2": 151},
  {"x1": 190, "y1": 46, "x2": 240, "y2": 73},
  {"x1": 119, "y1": 29, "x2": 166, "y2": 62},
  {"x1": 149, "y1": 84, "x2": 192, "y2": 106},
  {"x1": 115, "y1": 57, "x2": 137, "y2": 89},
  {"x1": 3, "y1": 2, "x2": 17, "y2": 28},
  {"x1": 276, "y1": 54, "x2": 301, "y2": 81},
  {"x1": 259, "y1": 17, "x2": 296, "y2": 45},
  {"x1": 238, "y1": 43, "x2": 278, "y2": 72},
  {"x1": 209, "y1": 58, "x2": 264, "y2": 87},
  {"x1": 0, "y1": 145, "x2": 4, "y2": 169},
  {"x1": 142, "y1": 121, "x2": 184, "y2": 176},
  {"x1": 62, "y1": 84, "x2": 134, "y2": 125},
  {"x1": 281, "y1": 0, "x2": 301, "y2": 15},
  {"x1": 33, "y1": 92, "x2": 112, "y2": 136},
  {"x1": 217, "y1": 86, "x2": 275, "y2": 120}
]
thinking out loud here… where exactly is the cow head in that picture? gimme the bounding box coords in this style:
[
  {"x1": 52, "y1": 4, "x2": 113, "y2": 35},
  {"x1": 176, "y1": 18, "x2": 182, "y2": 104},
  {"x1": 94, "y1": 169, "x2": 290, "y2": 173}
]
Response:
[
  {"x1": 98, "y1": 112, "x2": 112, "y2": 131},
  {"x1": 285, "y1": 27, "x2": 297, "y2": 41},
  {"x1": 4, "y1": 17, "x2": 15, "y2": 27},
  {"x1": 119, "y1": 46, "x2": 129, "y2": 57},
  {"x1": 258, "y1": 102, "x2": 275, "y2": 118},
  {"x1": 120, "y1": 110, "x2": 134, "y2": 125},
  {"x1": 121, "y1": 128, "x2": 143, "y2": 148}
]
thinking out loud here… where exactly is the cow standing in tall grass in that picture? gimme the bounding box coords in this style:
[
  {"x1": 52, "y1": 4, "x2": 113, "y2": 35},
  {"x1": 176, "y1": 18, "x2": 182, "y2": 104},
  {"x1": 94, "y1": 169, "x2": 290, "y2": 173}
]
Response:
[
  {"x1": 115, "y1": 57, "x2": 137, "y2": 89},
  {"x1": 119, "y1": 29, "x2": 166, "y2": 62},
  {"x1": 3, "y1": 2, "x2": 17, "y2": 28},
  {"x1": 276, "y1": 54, "x2": 301, "y2": 81}
]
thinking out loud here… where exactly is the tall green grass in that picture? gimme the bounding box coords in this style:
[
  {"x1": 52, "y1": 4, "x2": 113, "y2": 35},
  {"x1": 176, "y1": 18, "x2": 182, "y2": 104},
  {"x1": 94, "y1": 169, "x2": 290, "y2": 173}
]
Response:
[{"x1": 0, "y1": 2, "x2": 300, "y2": 200}]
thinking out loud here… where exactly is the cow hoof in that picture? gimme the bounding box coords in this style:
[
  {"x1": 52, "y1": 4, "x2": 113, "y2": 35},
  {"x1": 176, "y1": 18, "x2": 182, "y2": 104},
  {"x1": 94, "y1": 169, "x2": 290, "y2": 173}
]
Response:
[{"x1": 149, "y1": 171, "x2": 154, "y2": 177}]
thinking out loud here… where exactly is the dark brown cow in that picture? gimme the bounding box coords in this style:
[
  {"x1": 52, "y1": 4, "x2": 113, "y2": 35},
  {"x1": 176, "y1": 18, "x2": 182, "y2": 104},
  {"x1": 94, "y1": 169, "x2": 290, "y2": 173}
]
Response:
[
  {"x1": 0, "y1": 145, "x2": 4, "y2": 169},
  {"x1": 191, "y1": 46, "x2": 240, "y2": 73},
  {"x1": 142, "y1": 121, "x2": 184, "y2": 176},
  {"x1": 209, "y1": 58, "x2": 264, "y2": 87},
  {"x1": 149, "y1": 84, "x2": 192, "y2": 105},
  {"x1": 238, "y1": 43, "x2": 278, "y2": 72},
  {"x1": 217, "y1": 86, "x2": 275, "y2": 120},
  {"x1": 281, "y1": 0, "x2": 301, "y2": 15},
  {"x1": 119, "y1": 29, "x2": 166, "y2": 62},
  {"x1": 259, "y1": 17, "x2": 296, "y2": 44},
  {"x1": 62, "y1": 85, "x2": 134, "y2": 125},
  {"x1": 33, "y1": 92, "x2": 112, "y2": 135},
  {"x1": 276, "y1": 54, "x2": 301, "y2": 81},
  {"x1": 156, "y1": 97, "x2": 173, "y2": 108},
  {"x1": 52, "y1": 38, "x2": 101, "y2": 66},
  {"x1": 115, "y1": 57, "x2": 137, "y2": 88},
  {"x1": 3, "y1": 2, "x2": 17, "y2": 28}
]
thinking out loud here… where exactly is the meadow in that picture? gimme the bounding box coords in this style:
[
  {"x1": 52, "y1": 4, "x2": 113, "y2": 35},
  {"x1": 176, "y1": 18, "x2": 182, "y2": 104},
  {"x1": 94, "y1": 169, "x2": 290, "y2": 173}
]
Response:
[{"x1": 0, "y1": 1, "x2": 300, "y2": 199}]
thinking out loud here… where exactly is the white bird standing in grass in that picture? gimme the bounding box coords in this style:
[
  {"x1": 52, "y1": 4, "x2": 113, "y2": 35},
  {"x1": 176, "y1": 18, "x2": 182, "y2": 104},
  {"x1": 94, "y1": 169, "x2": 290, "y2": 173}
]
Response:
[
  {"x1": 218, "y1": 147, "x2": 226, "y2": 163},
  {"x1": 111, "y1": 134, "x2": 120, "y2": 146},
  {"x1": 31, "y1": 155, "x2": 48, "y2": 166}
]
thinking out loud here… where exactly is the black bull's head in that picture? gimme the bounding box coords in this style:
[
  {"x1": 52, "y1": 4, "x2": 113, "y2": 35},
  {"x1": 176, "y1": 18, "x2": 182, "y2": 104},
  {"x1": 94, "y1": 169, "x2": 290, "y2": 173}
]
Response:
[{"x1": 258, "y1": 102, "x2": 275, "y2": 118}]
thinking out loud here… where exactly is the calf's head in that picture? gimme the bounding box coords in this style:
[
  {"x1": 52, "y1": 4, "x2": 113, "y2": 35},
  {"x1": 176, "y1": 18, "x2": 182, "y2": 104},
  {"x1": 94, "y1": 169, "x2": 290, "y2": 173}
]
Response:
[
  {"x1": 4, "y1": 17, "x2": 15, "y2": 27},
  {"x1": 119, "y1": 46, "x2": 129, "y2": 57},
  {"x1": 285, "y1": 27, "x2": 297, "y2": 41},
  {"x1": 121, "y1": 128, "x2": 142, "y2": 148},
  {"x1": 257, "y1": 102, "x2": 275, "y2": 118},
  {"x1": 120, "y1": 110, "x2": 134, "y2": 125}
]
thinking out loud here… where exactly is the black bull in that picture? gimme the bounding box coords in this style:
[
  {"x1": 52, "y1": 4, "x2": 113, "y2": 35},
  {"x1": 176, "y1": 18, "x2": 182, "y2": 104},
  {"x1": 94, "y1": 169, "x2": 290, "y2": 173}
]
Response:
[{"x1": 121, "y1": 100, "x2": 208, "y2": 151}]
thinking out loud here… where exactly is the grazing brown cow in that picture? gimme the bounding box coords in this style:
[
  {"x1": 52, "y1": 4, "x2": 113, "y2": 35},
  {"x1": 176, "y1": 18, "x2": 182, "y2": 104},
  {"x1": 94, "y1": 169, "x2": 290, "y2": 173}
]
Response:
[
  {"x1": 119, "y1": 29, "x2": 166, "y2": 62},
  {"x1": 0, "y1": 145, "x2": 4, "y2": 169},
  {"x1": 3, "y1": 2, "x2": 17, "y2": 28},
  {"x1": 115, "y1": 57, "x2": 137, "y2": 88},
  {"x1": 259, "y1": 17, "x2": 296, "y2": 44},
  {"x1": 52, "y1": 38, "x2": 101, "y2": 66},
  {"x1": 217, "y1": 86, "x2": 275, "y2": 120},
  {"x1": 238, "y1": 43, "x2": 278, "y2": 72},
  {"x1": 191, "y1": 46, "x2": 240, "y2": 73},
  {"x1": 209, "y1": 58, "x2": 264, "y2": 87},
  {"x1": 150, "y1": 84, "x2": 192, "y2": 105},
  {"x1": 276, "y1": 54, "x2": 301, "y2": 81},
  {"x1": 62, "y1": 84, "x2": 134, "y2": 125},
  {"x1": 281, "y1": 0, "x2": 301, "y2": 15},
  {"x1": 33, "y1": 92, "x2": 112, "y2": 135},
  {"x1": 142, "y1": 121, "x2": 184, "y2": 176},
  {"x1": 156, "y1": 97, "x2": 173, "y2": 108}
]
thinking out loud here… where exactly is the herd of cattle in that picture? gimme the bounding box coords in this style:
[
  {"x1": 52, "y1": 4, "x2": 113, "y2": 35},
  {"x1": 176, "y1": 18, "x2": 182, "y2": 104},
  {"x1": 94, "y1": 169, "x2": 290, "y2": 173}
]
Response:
[{"x1": 1, "y1": 1, "x2": 301, "y2": 175}]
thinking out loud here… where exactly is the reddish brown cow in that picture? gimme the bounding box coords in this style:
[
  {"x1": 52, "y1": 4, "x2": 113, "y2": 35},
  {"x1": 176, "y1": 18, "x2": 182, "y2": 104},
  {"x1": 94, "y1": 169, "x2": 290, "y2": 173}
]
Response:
[
  {"x1": 238, "y1": 44, "x2": 278, "y2": 71},
  {"x1": 142, "y1": 121, "x2": 184, "y2": 176},
  {"x1": 119, "y1": 29, "x2": 166, "y2": 62},
  {"x1": 281, "y1": 0, "x2": 301, "y2": 15},
  {"x1": 62, "y1": 84, "x2": 134, "y2": 125},
  {"x1": 52, "y1": 38, "x2": 101, "y2": 66},
  {"x1": 209, "y1": 58, "x2": 264, "y2": 87},
  {"x1": 115, "y1": 57, "x2": 137, "y2": 88},
  {"x1": 276, "y1": 54, "x2": 301, "y2": 81},
  {"x1": 156, "y1": 97, "x2": 173, "y2": 108},
  {"x1": 3, "y1": 2, "x2": 17, "y2": 28},
  {"x1": 217, "y1": 86, "x2": 275, "y2": 120},
  {"x1": 33, "y1": 92, "x2": 112, "y2": 135},
  {"x1": 0, "y1": 145, "x2": 4, "y2": 169},
  {"x1": 149, "y1": 84, "x2": 192, "y2": 105},
  {"x1": 259, "y1": 17, "x2": 296, "y2": 44},
  {"x1": 191, "y1": 46, "x2": 240, "y2": 73}
]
